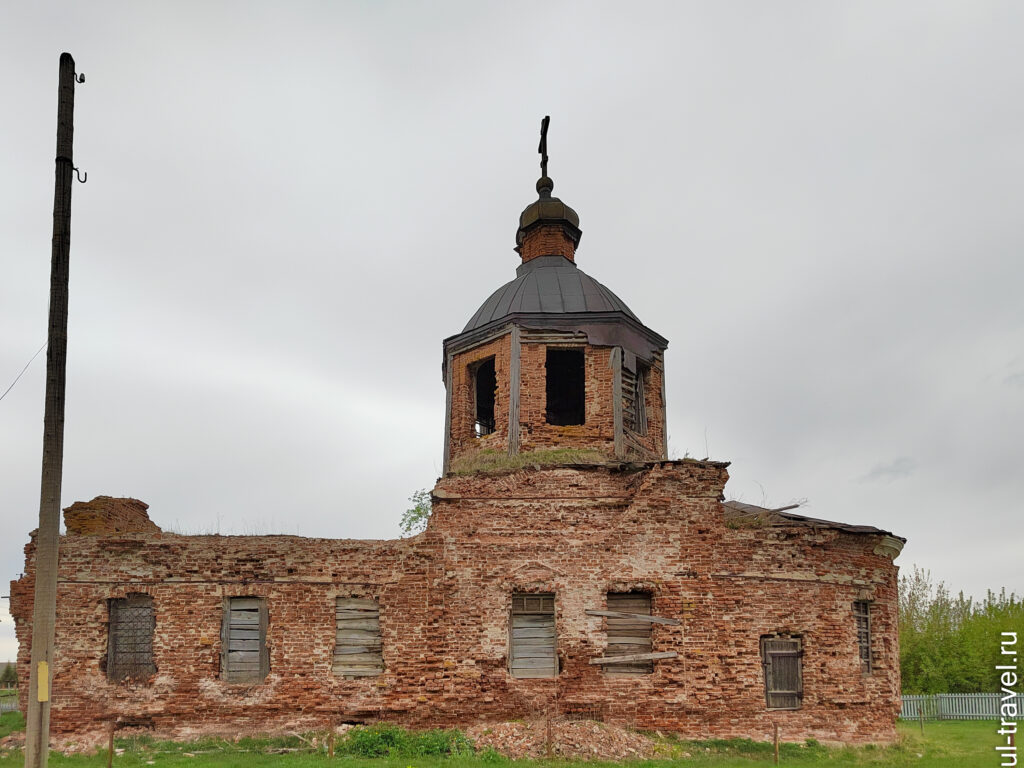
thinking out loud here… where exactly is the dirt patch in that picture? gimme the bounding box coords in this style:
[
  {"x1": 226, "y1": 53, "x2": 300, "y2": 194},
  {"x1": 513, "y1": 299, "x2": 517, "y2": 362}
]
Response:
[{"x1": 466, "y1": 719, "x2": 660, "y2": 760}]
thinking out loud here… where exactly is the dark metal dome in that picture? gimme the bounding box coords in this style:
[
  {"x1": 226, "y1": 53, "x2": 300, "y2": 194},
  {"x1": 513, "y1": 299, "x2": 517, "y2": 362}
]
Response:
[{"x1": 463, "y1": 255, "x2": 640, "y2": 333}]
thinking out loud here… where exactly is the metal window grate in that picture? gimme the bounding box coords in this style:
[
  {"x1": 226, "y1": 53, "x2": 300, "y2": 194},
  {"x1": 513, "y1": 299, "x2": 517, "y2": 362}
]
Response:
[
  {"x1": 853, "y1": 601, "x2": 872, "y2": 673},
  {"x1": 107, "y1": 594, "x2": 156, "y2": 682}
]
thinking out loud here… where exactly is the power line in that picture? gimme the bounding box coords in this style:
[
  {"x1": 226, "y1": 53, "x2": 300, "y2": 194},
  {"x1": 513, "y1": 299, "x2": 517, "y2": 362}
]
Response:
[{"x1": 0, "y1": 340, "x2": 47, "y2": 404}]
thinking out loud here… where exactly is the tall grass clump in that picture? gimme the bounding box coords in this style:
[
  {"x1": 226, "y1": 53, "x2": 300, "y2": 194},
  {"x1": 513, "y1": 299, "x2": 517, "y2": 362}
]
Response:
[{"x1": 339, "y1": 723, "x2": 473, "y2": 757}]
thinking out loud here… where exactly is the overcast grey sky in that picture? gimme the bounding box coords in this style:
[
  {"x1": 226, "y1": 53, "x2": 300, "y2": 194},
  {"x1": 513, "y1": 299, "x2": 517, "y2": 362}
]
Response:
[{"x1": 2, "y1": 2, "x2": 1023, "y2": 663}]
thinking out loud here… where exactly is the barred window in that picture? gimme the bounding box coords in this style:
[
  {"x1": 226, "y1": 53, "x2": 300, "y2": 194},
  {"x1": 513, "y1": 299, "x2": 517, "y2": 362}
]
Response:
[
  {"x1": 854, "y1": 601, "x2": 872, "y2": 673},
  {"x1": 761, "y1": 635, "x2": 803, "y2": 710},
  {"x1": 107, "y1": 594, "x2": 156, "y2": 682},
  {"x1": 510, "y1": 594, "x2": 557, "y2": 678},
  {"x1": 221, "y1": 597, "x2": 268, "y2": 683}
]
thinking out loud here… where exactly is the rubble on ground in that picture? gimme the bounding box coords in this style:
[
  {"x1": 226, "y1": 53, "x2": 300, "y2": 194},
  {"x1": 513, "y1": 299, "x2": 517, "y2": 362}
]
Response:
[{"x1": 466, "y1": 718, "x2": 660, "y2": 760}]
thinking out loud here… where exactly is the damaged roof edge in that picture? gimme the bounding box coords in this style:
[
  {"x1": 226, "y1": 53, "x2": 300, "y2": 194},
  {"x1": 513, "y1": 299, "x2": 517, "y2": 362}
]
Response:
[{"x1": 722, "y1": 500, "x2": 906, "y2": 545}]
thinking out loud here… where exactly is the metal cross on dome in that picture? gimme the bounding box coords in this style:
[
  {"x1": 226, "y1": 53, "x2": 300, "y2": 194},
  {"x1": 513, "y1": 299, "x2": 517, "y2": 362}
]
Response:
[{"x1": 539, "y1": 115, "x2": 550, "y2": 178}]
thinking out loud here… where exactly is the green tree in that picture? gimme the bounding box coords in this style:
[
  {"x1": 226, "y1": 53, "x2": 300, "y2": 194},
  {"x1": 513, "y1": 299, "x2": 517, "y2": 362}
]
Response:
[
  {"x1": 0, "y1": 662, "x2": 15, "y2": 687},
  {"x1": 899, "y1": 565, "x2": 1024, "y2": 694},
  {"x1": 399, "y1": 489, "x2": 432, "y2": 537}
]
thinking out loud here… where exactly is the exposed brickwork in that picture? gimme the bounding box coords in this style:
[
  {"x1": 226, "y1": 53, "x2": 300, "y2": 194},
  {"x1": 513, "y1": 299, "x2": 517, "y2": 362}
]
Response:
[
  {"x1": 63, "y1": 497, "x2": 161, "y2": 535},
  {"x1": 448, "y1": 333, "x2": 512, "y2": 465},
  {"x1": 518, "y1": 225, "x2": 576, "y2": 264},
  {"x1": 11, "y1": 462, "x2": 901, "y2": 745},
  {"x1": 518, "y1": 342, "x2": 614, "y2": 455}
]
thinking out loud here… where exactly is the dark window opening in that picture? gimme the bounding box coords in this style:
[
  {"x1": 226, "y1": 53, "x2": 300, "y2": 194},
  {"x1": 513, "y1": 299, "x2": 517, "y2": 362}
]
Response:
[
  {"x1": 604, "y1": 592, "x2": 654, "y2": 675},
  {"x1": 854, "y1": 601, "x2": 872, "y2": 673},
  {"x1": 545, "y1": 348, "x2": 585, "y2": 426},
  {"x1": 510, "y1": 593, "x2": 557, "y2": 678},
  {"x1": 761, "y1": 634, "x2": 803, "y2": 710},
  {"x1": 473, "y1": 357, "x2": 496, "y2": 437},
  {"x1": 107, "y1": 594, "x2": 156, "y2": 682},
  {"x1": 222, "y1": 597, "x2": 268, "y2": 683}
]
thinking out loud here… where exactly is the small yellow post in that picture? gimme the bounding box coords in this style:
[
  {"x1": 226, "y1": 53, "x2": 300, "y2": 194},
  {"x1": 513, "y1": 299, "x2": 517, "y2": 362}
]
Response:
[{"x1": 36, "y1": 662, "x2": 49, "y2": 702}]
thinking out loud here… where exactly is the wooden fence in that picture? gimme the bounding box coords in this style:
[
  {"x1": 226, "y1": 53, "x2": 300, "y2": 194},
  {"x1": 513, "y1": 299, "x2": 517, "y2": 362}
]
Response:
[
  {"x1": 0, "y1": 697, "x2": 19, "y2": 714},
  {"x1": 902, "y1": 693, "x2": 1024, "y2": 720}
]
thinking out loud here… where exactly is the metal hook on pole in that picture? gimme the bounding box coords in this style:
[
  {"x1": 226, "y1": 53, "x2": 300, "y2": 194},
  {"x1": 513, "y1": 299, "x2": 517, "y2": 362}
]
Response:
[
  {"x1": 73, "y1": 167, "x2": 87, "y2": 183},
  {"x1": 75, "y1": 73, "x2": 85, "y2": 84}
]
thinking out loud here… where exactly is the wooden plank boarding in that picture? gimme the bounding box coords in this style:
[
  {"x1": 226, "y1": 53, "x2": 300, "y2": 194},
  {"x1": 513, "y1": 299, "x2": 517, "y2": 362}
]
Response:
[
  {"x1": 600, "y1": 593, "x2": 660, "y2": 675},
  {"x1": 590, "y1": 651, "x2": 677, "y2": 665},
  {"x1": 510, "y1": 593, "x2": 557, "y2": 678},
  {"x1": 222, "y1": 597, "x2": 268, "y2": 683},
  {"x1": 336, "y1": 598, "x2": 378, "y2": 610},
  {"x1": 335, "y1": 597, "x2": 383, "y2": 677},
  {"x1": 334, "y1": 618, "x2": 379, "y2": 631},
  {"x1": 585, "y1": 609, "x2": 679, "y2": 626}
]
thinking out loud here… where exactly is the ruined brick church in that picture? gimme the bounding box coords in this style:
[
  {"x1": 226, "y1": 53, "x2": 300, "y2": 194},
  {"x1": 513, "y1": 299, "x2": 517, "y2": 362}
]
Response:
[{"x1": 12, "y1": 129, "x2": 906, "y2": 744}]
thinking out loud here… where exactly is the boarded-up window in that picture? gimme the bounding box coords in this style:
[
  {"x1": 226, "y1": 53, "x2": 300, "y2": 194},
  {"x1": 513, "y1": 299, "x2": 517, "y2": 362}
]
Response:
[
  {"x1": 221, "y1": 597, "x2": 268, "y2": 683},
  {"x1": 761, "y1": 635, "x2": 802, "y2": 709},
  {"x1": 107, "y1": 594, "x2": 156, "y2": 682},
  {"x1": 622, "y1": 365, "x2": 648, "y2": 435},
  {"x1": 510, "y1": 594, "x2": 557, "y2": 678},
  {"x1": 853, "y1": 601, "x2": 871, "y2": 673},
  {"x1": 334, "y1": 597, "x2": 383, "y2": 677},
  {"x1": 604, "y1": 592, "x2": 653, "y2": 675}
]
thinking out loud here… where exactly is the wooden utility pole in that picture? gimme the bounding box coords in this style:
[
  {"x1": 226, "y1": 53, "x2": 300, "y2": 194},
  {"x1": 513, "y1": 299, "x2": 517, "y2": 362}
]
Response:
[{"x1": 25, "y1": 51, "x2": 82, "y2": 768}]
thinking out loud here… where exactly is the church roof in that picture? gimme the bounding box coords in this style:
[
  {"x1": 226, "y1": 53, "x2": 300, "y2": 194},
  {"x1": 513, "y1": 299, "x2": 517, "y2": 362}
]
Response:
[
  {"x1": 722, "y1": 501, "x2": 906, "y2": 541},
  {"x1": 463, "y1": 255, "x2": 640, "y2": 333}
]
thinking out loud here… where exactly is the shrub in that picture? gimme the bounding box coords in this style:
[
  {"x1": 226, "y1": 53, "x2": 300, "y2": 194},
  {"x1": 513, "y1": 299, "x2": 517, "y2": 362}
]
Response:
[{"x1": 339, "y1": 723, "x2": 473, "y2": 757}]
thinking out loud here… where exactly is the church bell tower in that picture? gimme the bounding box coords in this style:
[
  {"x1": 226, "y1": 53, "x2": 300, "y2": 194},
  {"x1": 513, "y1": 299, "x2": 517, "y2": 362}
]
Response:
[{"x1": 442, "y1": 118, "x2": 669, "y2": 473}]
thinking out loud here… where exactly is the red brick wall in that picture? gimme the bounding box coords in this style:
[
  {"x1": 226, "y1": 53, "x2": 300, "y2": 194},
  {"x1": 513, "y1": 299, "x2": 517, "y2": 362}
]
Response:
[
  {"x1": 10, "y1": 462, "x2": 901, "y2": 745},
  {"x1": 518, "y1": 342, "x2": 615, "y2": 456},
  {"x1": 519, "y1": 225, "x2": 575, "y2": 264},
  {"x1": 448, "y1": 334, "x2": 512, "y2": 465},
  {"x1": 63, "y1": 497, "x2": 161, "y2": 535}
]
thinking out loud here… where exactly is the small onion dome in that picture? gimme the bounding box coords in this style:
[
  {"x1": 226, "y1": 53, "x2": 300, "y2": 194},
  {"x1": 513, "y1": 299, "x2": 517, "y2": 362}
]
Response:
[{"x1": 515, "y1": 176, "x2": 582, "y2": 250}]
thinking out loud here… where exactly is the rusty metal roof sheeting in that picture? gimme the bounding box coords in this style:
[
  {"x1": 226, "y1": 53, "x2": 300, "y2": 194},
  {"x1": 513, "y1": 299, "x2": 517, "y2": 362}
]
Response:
[
  {"x1": 721, "y1": 500, "x2": 905, "y2": 541},
  {"x1": 463, "y1": 255, "x2": 640, "y2": 332}
]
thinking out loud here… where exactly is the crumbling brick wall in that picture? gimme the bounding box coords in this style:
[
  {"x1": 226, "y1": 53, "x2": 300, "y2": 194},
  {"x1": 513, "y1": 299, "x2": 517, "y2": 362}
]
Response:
[
  {"x1": 448, "y1": 333, "x2": 512, "y2": 465},
  {"x1": 516, "y1": 342, "x2": 615, "y2": 455},
  {"x1": 63, "y1": 497, "x2": 161, "y2": 535},
  {"x1": 11, "y1": 461, "x2": 901, "y2": 745}
]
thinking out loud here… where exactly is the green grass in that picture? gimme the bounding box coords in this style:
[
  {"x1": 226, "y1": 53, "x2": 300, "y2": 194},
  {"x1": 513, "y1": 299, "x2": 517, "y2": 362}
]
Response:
[
  {"x1": 0, "y1": 710, "x2": 24, "y2": 740},
  {"x1": 0, "y1": 718, "x2": 1013, "y2": 767}
]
